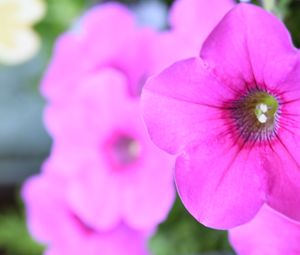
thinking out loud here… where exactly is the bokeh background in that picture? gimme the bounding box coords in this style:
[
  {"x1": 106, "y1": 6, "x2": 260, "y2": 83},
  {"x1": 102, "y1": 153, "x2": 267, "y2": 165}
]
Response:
[{"x1": 0, "y1": 0, "x2": 299, "y2": 254}]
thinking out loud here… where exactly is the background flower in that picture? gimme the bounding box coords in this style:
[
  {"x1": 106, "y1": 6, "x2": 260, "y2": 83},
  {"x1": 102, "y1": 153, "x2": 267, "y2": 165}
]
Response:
[
  {"x1": 19, "y1": 2, "x2": 177, "y2": 253},
  {"x1": 44, "y1": 67, "x2": 175, "y2": 231},
  {"x1": 22, "y1": 170, "x2": 151, "y2": 255},
  {"x1": 151, "y1": 0, "x2": 235, "y2": 73},
  {"x1": 42, "y1": 2, "x2": 155, "y2": 101},
  {"x1": 229, "y1": 205, "x2": 300, "y2": 255},
  {"x1": 0, "y1": 0, "x2": 46, "y2": 65}
]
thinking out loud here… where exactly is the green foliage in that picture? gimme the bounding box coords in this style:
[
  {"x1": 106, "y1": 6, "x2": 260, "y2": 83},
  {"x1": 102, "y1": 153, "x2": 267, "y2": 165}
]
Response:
[
  {"x1": 284, "y1": 0, "x2": 300, "y2": 47},
  {"x1": 262, "y1": 0, "x2": 292, "y2": 19},
  {"x1": 35, "y1": 0, "x2": 90, "y2": 59},
  {"x1": 0, "y1": 210, "x2": 44, "y2": 255},
  {"x1": 149, "y1": 197, "x2": 234, "y2": 255},
  {"x1": 277, "y1": 0, "x2": 293, "y2": 18}
]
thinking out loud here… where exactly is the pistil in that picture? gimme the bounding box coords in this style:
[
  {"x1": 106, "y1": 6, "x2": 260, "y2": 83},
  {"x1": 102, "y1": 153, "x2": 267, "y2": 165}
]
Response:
[{"x1": 231, "y1": 90, "x2": 280, "y2": 142}]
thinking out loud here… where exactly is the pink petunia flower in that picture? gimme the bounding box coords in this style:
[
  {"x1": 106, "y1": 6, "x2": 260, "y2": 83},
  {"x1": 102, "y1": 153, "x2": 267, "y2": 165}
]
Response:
[
  {"x1": 41, "y1": 2, "x2": 155, "y2": 100},
  {"x1": 229, "y1": 205, "x2": 300, "y2": 255},
  {"x1": 44, "y1": 67, "x2": 175, "y2": 231},
  {"x1": 141, "y1": 3, "x2": 300, "y2": 229},
  {"x1": 22, "y1": 170, "x2": 151, "y2": 255},
  {"x1": 40, "y1": 2, "x2": 176, "y2": 233}
]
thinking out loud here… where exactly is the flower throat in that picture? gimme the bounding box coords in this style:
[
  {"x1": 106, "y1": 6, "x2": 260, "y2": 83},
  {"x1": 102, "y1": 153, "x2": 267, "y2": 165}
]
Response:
[
  {"x1": 112, "y1": 135, "x2": 140, "y2": 166},
  {"x1": 231, "y1": 90, "x2": 280, "y2": 142}
]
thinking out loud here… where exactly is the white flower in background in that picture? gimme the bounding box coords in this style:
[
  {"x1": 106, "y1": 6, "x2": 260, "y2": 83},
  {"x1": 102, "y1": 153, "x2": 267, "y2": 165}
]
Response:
[{"x1": 0, "y1": 0, "x2": 46, "y2": 65}]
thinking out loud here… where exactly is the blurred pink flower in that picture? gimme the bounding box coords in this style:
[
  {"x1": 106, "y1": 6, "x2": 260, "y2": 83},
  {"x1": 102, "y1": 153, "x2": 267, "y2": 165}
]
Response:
[
  {"x1": 152, "y1": 0, "x2": 235, "y2": 73},
  {"x1": 22, "y1": 170, "x2": 151, "y2": 255},
  {"x1": 42, "y1": 2, "x2": 155, "y2": 100},
  {"x1": 44, "y1": 68, "x2": 175, "y2": 231},
  {"x1": 170, "y1": 0, "x2": 234, "y2": 41},
  {"x1": 141, "y1": 3, "x2": 300, "y2": 229},
  {"x1": 229, "y1": 205, "x2": 300, "y2": 255},
  {"x1": 41, "y1": 2, "x2": 175, "y2": 232}
]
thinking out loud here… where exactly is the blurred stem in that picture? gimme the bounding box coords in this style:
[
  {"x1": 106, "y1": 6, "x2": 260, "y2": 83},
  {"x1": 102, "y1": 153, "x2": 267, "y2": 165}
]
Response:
[
  {"x1": 261, "y1": 0, "x2": 292, "y2": 20},
  {"x1": 262, "y1": 0, "x2": 276, "y2": 11}
]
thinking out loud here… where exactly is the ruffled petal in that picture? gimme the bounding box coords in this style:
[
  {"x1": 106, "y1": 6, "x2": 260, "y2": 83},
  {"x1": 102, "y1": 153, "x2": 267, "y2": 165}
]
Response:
[
  {"x1": 175, "y1": 141, "x2": 266, "y2": 229},
  {"x1": 90, "y1": 224, "x2": 150, "y2": 255},
  {"x1": 41, "y1": 33, "x2": 87, "y2": 100},
  {"x1": 81, "y1": 3, "x2": 154, "y2": 96},
  {"x1": 44, "y1": 69, "x2": 131, "y2": 144},
  {"x1": 45, "y1": 224, "x2": 150, "y2": 255},
  {"x1": 67, "y1": 164, "x2": 122, "y2": 231},
  {"x1": 21, "y1": 172, "x2": 82, "y2": 245},
  {"x1": 200, "y1": 3, "x2": 298, "y2": 87}
]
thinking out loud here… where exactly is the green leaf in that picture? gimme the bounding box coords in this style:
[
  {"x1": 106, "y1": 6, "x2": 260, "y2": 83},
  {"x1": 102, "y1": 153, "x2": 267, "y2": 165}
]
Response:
[{"x1": 149, "y1": 197, "x2": 234, "y2": 255}]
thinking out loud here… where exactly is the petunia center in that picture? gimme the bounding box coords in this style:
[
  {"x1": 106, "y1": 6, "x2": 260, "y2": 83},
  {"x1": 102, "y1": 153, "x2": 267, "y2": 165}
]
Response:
[
  {"x1": 113, "y1": 135, "x2": 141, "y2": 165},
  {"x1": 254, "y1": 94, "x2": 279, "y2": 124},
  {"x1": 231, "y1": 90, "x2": 279, "y2": 142}
]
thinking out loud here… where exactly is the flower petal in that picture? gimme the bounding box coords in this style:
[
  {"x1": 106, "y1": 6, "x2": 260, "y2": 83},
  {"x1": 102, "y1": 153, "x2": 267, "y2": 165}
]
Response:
[
  {"x1": 44, "y1": 69, "x2": 131, "y2": 143},
  {"x1": 46, "y1": 224, "x2": 150, "y2": 255},
  {"x1": 81, "y1": 3, "x2": 154, "y2": 96},
  {"x1": 170, "y1": 0, "x2": 234, "y2": 46},
  {"x1": 265, "y1": 129, "x2": 300, "y2": 221},
  {"x1": 200, "y1": 3, "x2": 298, "y2": 87},
  {"x1": 151, "y1": 0, "x2": 234, "y2": 74},
  {"x1": 90, "y1": 224, "x2": 150, "y2": 255},
  {"x1": 67, "y1": 164, "x2": 122, "y2": 231},
  {"x1": 175, "y1": 141, "x2": 266, "y2": 229},
  {"x1": 41, "y1": 33, "x2": 86, "y2": 101},
  {"x1": 229, "y1": 205, "x2": 300, "y2": 255},
  {"x1": 142, "y1": 57, "x2": 244, "y2": 154},
  {"x1": 21, "y1": 172, "x2": 82, "y2": 245},
  {"x1": 122, "y1": 132, "x2": 175, "y2": 229}
]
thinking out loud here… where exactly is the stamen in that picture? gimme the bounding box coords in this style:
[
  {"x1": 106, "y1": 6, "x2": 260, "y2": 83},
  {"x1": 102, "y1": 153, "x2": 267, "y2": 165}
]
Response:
[
  {"x1": 257, "y1": 113, "x2": 267, "y2": 123},
  {"x1": 258, "y1": 103, "x2": 268, "y2": 113},
  {"x1": 230, "y1": 89, "x2": 280, "y2": 142},
  {"x1": 255, "y1": 103, "x2": 269, "y2": 123}
]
